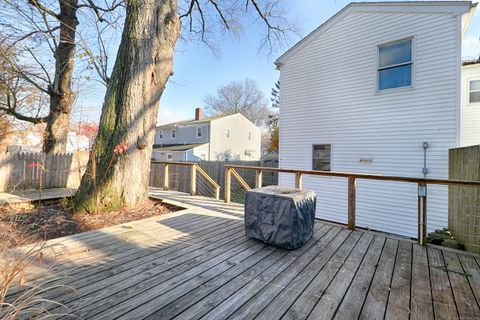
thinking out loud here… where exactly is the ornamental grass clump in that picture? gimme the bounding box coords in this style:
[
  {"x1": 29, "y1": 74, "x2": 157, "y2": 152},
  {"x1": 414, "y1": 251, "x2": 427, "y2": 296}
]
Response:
[{"x1": 0, "y1": 231, "x2": 76, "y2": 319}]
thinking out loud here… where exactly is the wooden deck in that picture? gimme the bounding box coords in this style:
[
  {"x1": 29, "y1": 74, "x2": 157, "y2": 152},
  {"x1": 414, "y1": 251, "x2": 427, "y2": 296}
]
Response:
[{"x1": 7, "y1": 189, "x2": 480, "y2": 319}]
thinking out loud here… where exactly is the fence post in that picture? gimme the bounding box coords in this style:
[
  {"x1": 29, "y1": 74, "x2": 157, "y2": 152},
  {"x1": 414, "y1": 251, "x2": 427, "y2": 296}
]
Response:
[
  {"x1": 163, "y1": 163, "x2": 169, "y2": 190},
  {"x1": 418, "y1": 182, "x2": 428, "y2": 245},
  {"x1": 348, "y1": 176, "x2": 356, "y2": 230},
  {"x1": 255, "y1": 169, "x2": 263, "y2": 189},
  {"x1": 225, "y1": 167, "x2": 232, "y2": 203},
  {"x1": 190, "y1": 164, "x2": 196, "y2": 196},
  {"x1": 295, "y1": 171, "x2": 302, "y2": 189}
]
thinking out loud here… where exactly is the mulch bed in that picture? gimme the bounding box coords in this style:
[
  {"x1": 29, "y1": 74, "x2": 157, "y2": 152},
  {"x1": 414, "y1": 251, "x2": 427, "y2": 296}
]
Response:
[{"x1": 0, "y1": 198, "x2": 179, "y2": 247}]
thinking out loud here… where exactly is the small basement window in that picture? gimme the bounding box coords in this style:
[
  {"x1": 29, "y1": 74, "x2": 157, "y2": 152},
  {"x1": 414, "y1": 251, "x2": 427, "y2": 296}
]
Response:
[
  {"x1": 469, "y1": 80, "x2": 480, "y2": 103},
  {"x1": 171, "y1": 129, "x2": 176, "y2": 139},
  {"x1": 197, "y1": 126, "x2": 202, "y2": 138},
  {"x1": 312, "y1": 144, "x2": 331, "y2": 171},
  {"x1": 378, "y1": 38, "x2": 412, "y2": 91}
]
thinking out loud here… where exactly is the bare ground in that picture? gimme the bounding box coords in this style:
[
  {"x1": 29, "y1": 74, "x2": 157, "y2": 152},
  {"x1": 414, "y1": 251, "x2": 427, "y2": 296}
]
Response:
[{"x1": 0, "y1": 198, "x2": 179, "y2": 247}]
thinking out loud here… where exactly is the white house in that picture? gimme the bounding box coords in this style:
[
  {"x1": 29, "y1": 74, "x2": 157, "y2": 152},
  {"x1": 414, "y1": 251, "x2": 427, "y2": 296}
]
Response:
[
  {"x1": 461, "y1": 61, "x2": 480, "y2": 146},
  {"x1": 152, "y1": 108, "x2": 261, "y2": 161},
  {"x1": 276, "y1": 1, "x2": 480, "y2": 238}
]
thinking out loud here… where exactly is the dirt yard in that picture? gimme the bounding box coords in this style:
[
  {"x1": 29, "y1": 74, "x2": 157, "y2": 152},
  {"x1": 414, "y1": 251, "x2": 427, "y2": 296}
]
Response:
[{"x1": 0, "y1": 198, "x2": 179, "y2": 247}]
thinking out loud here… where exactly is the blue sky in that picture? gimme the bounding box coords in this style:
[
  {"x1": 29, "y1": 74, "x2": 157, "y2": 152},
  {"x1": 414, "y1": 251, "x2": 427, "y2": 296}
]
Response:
[{"x1": 74, "y1": 0, "x2": 480, "y2": 125}]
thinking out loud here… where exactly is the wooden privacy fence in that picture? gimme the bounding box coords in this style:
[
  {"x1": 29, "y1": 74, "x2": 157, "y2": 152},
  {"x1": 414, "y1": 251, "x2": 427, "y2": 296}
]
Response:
[
  {"x1": 224, "y1": 164, "x2": 480, "y2": 246},
  {"x1": 0, "y1": 151, "x2": 89, "y2": 192},
  {"x1": 449, "y1": 145, "x2": 480, "y2": 253}
]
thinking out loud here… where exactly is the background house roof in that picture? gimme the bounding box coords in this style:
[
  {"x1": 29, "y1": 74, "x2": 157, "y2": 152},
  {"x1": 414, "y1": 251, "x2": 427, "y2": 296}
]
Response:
[
  {"x1": 152, "y1": 143, "x2": 207, "y2": 152},
  {"x1": 156, "y1": 114, "x2": 232, "y2": 129}
]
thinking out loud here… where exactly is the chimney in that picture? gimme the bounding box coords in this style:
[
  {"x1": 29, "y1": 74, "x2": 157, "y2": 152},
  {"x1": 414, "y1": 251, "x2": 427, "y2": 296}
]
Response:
[{"x1": 195, "y1": 107, "x2": 203, "y2": 121}]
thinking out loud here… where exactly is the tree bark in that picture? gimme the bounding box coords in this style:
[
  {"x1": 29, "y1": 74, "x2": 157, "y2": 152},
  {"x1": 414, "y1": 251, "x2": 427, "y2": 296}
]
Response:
[
  {"x1": 42, "y1": 0, "x2": 78, "y2": 154},
  {"x1": 74, "y1": 0, "x2": 180, "y2": 212}
]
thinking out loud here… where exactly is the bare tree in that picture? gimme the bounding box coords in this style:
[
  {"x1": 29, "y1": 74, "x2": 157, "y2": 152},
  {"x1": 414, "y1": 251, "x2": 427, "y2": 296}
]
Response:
[
  {"x1": 74, "y1": 0, "x2": 297, "y2": 212},
  {"x1": 267, "y1": 79, "x2": 279, "y2": 151},
  {"x1": 0, "y1": 0, "x2": 124, "y2": 153},
  {"x1": 203, "y1": 78, "x2": 270, "y2": 126},
  {"x1": 0, "y1": 113, "x2": 13, "y2": 144}
]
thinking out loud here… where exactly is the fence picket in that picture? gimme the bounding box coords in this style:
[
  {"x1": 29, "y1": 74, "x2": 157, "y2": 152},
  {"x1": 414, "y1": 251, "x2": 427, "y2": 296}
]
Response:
[{"x1": 0, "y1": 151, "x2": 89, "y2": 192}]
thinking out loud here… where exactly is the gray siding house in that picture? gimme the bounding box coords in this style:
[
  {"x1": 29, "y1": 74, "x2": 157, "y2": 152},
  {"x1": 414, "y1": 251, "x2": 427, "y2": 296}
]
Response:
[{"x1": 152, "y1": 108, "x2": 261, "y2": 161}]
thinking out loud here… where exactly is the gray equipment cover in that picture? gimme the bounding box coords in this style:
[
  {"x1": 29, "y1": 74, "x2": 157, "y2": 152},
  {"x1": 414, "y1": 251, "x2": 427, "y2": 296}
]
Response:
[{"x1": 244, "y1": 186, "x2": 316, "y2": 250}]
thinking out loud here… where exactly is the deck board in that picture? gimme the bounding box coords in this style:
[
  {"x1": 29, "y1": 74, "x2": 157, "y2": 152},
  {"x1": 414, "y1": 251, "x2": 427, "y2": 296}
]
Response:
[{"x1": 5, "y1": 189, "x2": 480, "y2": 320}]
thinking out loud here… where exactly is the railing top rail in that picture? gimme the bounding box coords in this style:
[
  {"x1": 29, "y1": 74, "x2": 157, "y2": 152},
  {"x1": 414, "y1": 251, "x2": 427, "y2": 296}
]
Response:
[
  {"x1": 151, "y1": 161, "x2": 197, "y2": 166},
  {"x1": 224, "y1": 164, "x2": 480, "y2": 187}
]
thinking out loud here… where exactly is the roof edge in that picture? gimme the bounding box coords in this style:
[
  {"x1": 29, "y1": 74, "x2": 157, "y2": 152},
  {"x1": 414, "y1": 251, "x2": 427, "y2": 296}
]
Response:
[{"x1": 276, "y1": 1, "x2": 473, "y2": 66}]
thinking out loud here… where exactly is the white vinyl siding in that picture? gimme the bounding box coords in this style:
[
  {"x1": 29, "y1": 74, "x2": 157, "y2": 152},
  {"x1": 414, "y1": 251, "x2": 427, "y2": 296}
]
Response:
[
  {"x1": 461, "y1": 64, "x2": 480, "y2": 147},
  {"x1": 279, "y1": 10, "x2": 460, "y2": 238}
]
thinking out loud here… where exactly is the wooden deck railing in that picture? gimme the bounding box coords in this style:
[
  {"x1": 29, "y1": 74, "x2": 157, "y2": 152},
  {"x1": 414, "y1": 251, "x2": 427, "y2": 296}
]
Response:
[
  {"x1": 151, "y1": 161, "x2": 221, "y2": 200},
  {"x1": 223, "y1": 164, "x2": 480, "y2": 245}
]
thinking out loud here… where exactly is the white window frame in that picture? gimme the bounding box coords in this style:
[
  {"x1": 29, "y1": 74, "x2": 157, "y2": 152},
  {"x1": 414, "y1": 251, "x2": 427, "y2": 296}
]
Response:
[
  {"x1": 196, "y1": 126, "x2": 203, "y2": 138},
  {"x1": 167, "y1": 153, "x2": 173, "y2": 161},
  {"x1": 171, "y1": 129, "x2": 176, "y2": 139},
  {"x1": 225, "y1": 129, "x2": 231, "y2": 138},
  {"x1": 159, "y1": 130, "x2": 163, "y2": 139},
  {"x1": 468, "y1": 78, "x2": 480, "y2": 104},
  {"x1": 376, "y1": 36, "x2": 415, "y2": 94},
  {"x1": 312, "y1": 144, "x2": 332, "y2": 172},
  {"x1": 248, "y1": 132, "x2": 252, "y2": 140}
]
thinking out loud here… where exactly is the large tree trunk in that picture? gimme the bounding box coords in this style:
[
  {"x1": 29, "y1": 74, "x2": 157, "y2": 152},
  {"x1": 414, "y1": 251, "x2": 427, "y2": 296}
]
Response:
[
  {"x1": 74, "y1": 0, "x2": 180, "y2": 212},
  {"x1": 43, "y1": 0, "x2": 78, "y2": 154}
]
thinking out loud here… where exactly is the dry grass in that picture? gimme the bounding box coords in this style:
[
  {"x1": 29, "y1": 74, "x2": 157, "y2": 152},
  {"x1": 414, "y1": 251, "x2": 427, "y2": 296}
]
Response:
[{"x1": 0, "y1": 231, "x2": 76, "y2": 319}]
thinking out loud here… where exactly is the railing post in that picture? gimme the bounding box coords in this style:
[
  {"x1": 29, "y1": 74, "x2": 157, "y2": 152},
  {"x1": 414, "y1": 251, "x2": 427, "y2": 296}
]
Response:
[
  {"x1": 190, "y1": 164, "x2": 196, "y2": 196},
  {"x1": 214, "y1": 186, "x2": 220, "y2": 200},
  {"x1": 225, "y1": 167, "x2": 232, "y2": 203},
  {"x1": 163, "y1": 163, "x2": 169, "y2": 190},
  {"x1": 348, "y1": 176, "x2": 356, "y2": 230},
  {"x1": 255, "y1": 169, "x2": 263, "y2": 189},
  {"x1": 295, "y1": 172, "x2": 302, "y2": 189},
  {"x1": 418, "y1": 182, "x2": 428, "y2": 246}
]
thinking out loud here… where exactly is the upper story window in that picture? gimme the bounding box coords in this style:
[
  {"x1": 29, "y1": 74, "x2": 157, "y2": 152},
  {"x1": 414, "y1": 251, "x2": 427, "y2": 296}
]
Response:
[
  {"x1": 159, "y1": 130, "x2": 163, "y2": 139},
  {"x1": 225, "y1": 129, "x2": 231, "y2": 138},
  {"x1": 378, "y1": 38, "x2": 412, "y2": 91},
  {"x1": 469, "y1": 80, "x2": 480, "y2": 103},
  {"x1": 171, "y1": 129, "x2": 176, "y2": 139},
  {"x1": 248, "y1": 132, "x2": 252, "y2": 140},
  {"x1": 196, "y1": 126, "x2": 202, "y2": 138},
  {"x1": 312, "y1": 144, "x2": 331, "y2": 171}
]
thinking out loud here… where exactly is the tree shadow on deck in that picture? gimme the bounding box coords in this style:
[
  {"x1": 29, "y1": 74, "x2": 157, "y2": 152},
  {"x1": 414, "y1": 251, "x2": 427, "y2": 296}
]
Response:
[{"x1": 4, "y1": 209, "x2": 246, "y2": 318}]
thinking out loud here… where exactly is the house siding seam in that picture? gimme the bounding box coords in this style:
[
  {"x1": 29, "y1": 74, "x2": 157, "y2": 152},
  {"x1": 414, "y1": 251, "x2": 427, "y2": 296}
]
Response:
[{"x1": 279, "y1": 10, "x2": 460, "y2": 238}]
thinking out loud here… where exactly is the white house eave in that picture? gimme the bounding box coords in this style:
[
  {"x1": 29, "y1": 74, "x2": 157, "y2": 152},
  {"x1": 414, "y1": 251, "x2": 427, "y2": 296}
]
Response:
[
  {"x1": 462, "y1": 2, "x2": 478, "y2": 37},
  {"x1": 276, "y1": 1, "x2": 473, "y2": 66}
]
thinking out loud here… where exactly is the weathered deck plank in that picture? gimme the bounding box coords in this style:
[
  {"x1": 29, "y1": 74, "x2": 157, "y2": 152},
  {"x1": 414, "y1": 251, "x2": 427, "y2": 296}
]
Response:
[
  {"x1": 411, "y1": 244, "x2": 435, "y2": 320},
  {"x1": 5, "y1": 190, "x2": 479, "y2": 320}
]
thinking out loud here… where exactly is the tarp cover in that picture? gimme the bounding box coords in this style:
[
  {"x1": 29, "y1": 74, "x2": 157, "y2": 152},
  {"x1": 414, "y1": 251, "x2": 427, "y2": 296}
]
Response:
[{"x1": 244, "y1": 186, "x2": 316, "y2": 250}]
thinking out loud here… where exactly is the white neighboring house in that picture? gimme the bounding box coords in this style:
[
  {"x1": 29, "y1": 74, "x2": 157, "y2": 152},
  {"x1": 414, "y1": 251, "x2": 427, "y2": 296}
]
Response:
[
  {"x1": 152, "y1": 108, "x2": 261, "y2": 162},
  {"x1": 276, "y1": 1, "x2": 480, "y2": 238},
  {"x1": 461, "y1": 61, "x2": 480, "y2": 146}
]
